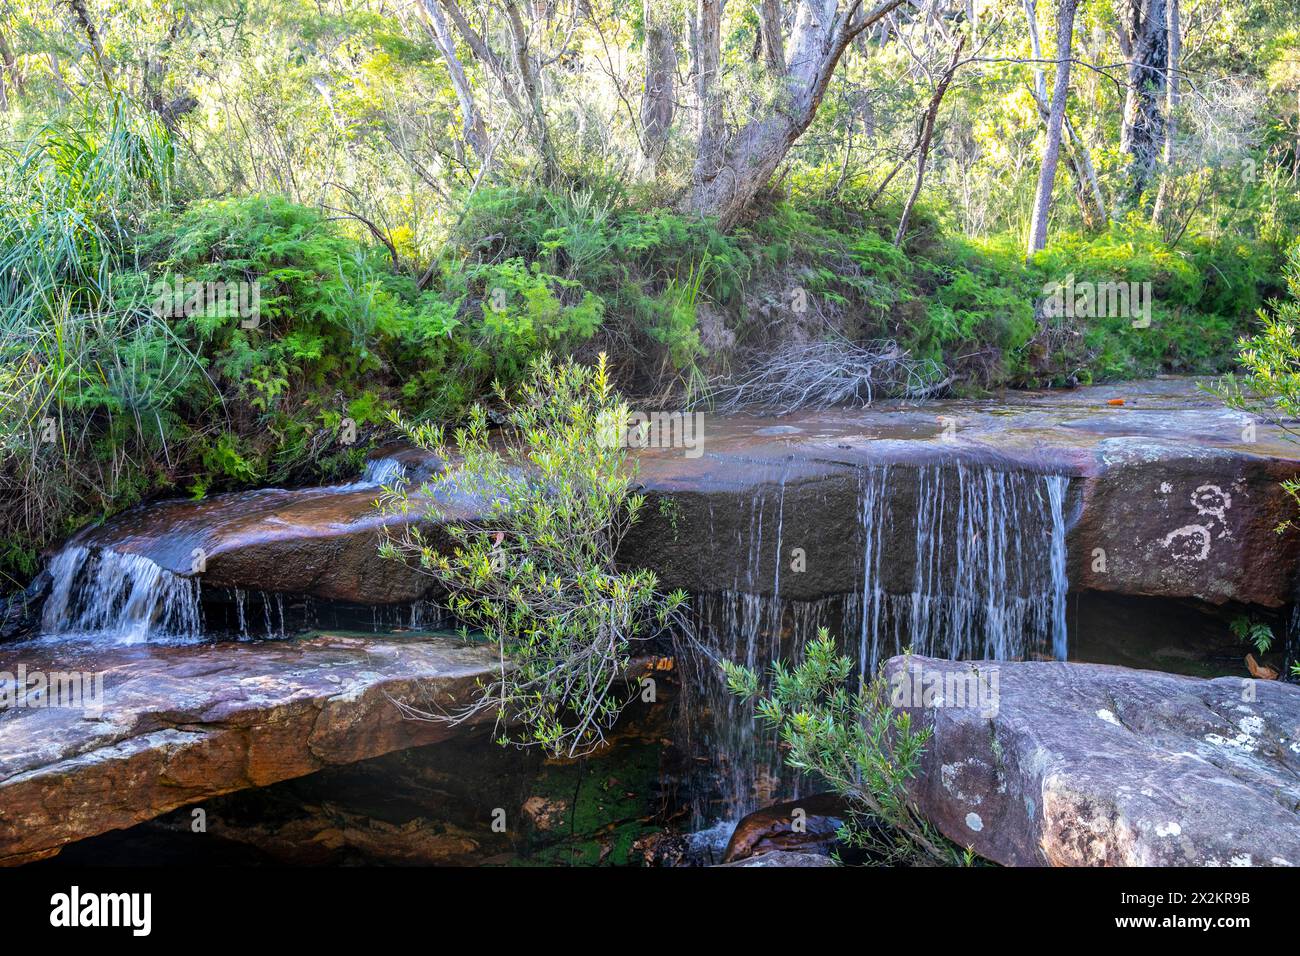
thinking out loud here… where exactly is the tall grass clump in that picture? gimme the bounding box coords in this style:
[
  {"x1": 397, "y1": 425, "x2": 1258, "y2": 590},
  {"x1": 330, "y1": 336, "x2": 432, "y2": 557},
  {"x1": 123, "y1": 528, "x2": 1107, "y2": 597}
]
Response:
[{"x1": 0, "y1": 98, "x2": 191, "y2": 584}]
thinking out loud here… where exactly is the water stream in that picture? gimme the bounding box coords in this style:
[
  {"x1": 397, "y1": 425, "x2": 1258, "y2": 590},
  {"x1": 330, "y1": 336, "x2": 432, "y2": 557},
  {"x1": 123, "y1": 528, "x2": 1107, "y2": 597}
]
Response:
[
  {"x1": 38, "y1": 455, "x2": 415, "y2": 644},
  {"x1": 683, "y1": 459, "x2": 1071, "y2": 834}
]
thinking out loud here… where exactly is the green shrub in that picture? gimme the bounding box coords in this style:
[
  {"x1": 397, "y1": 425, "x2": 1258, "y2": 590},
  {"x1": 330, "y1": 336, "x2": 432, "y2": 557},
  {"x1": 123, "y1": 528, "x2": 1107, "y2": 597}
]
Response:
[
  {"x1": 378, "y1": 354, "x2": 687, "y2": 757},
  {"x1": 724, "y1": 631, "x2": 964, "y2": 865}
]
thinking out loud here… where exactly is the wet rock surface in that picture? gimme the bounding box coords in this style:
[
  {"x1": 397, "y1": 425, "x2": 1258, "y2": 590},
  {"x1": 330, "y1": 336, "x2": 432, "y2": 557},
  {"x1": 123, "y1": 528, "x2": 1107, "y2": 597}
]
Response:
[
  {"x1": 59, "y1": 378, "x2": 1300, "y2": 614},
  {"x1": 721, "y1": 793, "x2": 848, "y2": 862},
  {"x1": 0, "y1": 633, "x2": 497, "y2": 864},
  {"x1": 885, "y1": 655, "x2": 1300, "y2": 866}
]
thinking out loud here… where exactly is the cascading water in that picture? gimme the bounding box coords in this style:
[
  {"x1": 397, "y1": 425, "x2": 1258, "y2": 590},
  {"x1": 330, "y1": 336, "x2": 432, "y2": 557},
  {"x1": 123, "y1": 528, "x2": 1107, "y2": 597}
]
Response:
[
  {"x1": 40, "y1": 546, "x2": 204, "y2": 644},
  {"x1": 682, "y1": 458, "x2": 1071, "y2": 840},
  {"x1": 36, "y1": 453, "x2": 431, "y2": 645},
  {"x1": 683, "y1": 472, "x2": 849, "y2": 838},
  {"x1": 348, "y1": 456, "x2": 409, "y2": 489},
  {"x1": 853, "y1": 462, "x2": 1070, "y2": 674}
]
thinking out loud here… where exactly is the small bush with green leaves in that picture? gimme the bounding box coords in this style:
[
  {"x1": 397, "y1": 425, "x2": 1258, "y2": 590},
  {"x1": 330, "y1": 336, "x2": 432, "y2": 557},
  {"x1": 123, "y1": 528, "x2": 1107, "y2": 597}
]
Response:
[
  {"x1": 1214, "y1": 243, "x2": 1300, "y2": 532},
  {"x1": 377, "y1": 354, "x2": 687, "y2": 757},
  {"x1": 723, "y1": 630, "x2": 964, "y2": 865}
]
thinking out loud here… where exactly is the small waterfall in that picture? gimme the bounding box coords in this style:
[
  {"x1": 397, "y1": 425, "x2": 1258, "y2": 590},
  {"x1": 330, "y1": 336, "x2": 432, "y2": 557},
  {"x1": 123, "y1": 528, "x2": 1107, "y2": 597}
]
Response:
[
  {"x1": 41, "y1": 546, "x2": 203, "y2": 644},
  {"x1": 359, "y1": 456, "x2": 408, "y2": 487},
  {"x1": 854, "y1": 462, "x2": 1070, "y2": 674},
  {"x1": 681, "y1": 459, "x2": 1072, "y2": 834},
  {"x1": 333, "y1": 456, "x2": 409, "y2": 491}
]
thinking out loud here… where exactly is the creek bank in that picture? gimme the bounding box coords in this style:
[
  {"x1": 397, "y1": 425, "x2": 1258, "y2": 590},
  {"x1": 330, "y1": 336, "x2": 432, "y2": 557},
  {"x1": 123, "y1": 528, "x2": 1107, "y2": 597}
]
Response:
[{"x1": 886, "y1": 655, "x2": 1300, "y2": 866}]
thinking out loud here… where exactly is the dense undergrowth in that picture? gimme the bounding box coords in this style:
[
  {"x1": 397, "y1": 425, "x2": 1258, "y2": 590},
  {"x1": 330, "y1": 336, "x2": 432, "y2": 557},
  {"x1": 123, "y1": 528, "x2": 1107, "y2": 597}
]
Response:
[{"x1": 0, "y1": 102, "x2": 1292, "y2": 588}]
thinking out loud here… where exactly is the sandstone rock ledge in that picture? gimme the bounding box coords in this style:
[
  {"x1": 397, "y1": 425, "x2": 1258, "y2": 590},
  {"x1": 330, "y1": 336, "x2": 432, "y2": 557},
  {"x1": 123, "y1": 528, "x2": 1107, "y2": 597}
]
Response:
[
  {"x1": 0, "y1": 634, "x2": 497, "y2": 865},
  {"x1": 885, "y1": 655, "x2": 1300, "y2": 866}
]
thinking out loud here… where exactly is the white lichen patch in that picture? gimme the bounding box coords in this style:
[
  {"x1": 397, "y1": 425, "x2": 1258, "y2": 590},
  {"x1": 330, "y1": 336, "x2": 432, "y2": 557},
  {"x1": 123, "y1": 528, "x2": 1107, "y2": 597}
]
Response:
[
  {"x1": 965, "y1": 812, "x2": 983, "y2": 832},
  {"x1": 1204, "y1": 730, "x2": 1258, "y2": 752},
  {"x1": 1164, "y1": 524, "x2": 1212, "y2": 562},
  {"x1": 1191, "y1": 484, "x2": 1231, "y2": 521},
  {"x1": 1155, "y1": 821, "x2": 1182, "y2": 838},
  {"x1": 1229, "y1": 854, "x2": 1252, "y2": 867},
  {"x1": 941, "y1": 758, "x2": 987, "y2": 805},
  {"x1": 1096, "y1": 708, "x2": 1121, "y2": 727}
]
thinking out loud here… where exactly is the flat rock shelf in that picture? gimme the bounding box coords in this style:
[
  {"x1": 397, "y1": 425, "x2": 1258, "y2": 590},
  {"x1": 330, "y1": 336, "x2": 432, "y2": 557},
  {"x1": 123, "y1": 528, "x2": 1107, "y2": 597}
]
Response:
[{"x1": 0, "y1": 633, "x2": 498, "y2": 865}]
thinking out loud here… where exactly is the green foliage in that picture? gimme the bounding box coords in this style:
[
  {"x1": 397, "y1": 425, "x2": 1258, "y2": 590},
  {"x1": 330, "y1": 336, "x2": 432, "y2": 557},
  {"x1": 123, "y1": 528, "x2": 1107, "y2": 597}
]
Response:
[
  {"x1": 724, "y1": 631, "x2": 963, "y2": 865},
  {"x1": 378, "y1": 354, "x2": 687, "y2": 758},
  {"x1": 1230, "y1": 615, "x2": 1276, "y2": 655},
  {"x1": 1216, "y1": 243, "x2": 1300, "y2": 530}
]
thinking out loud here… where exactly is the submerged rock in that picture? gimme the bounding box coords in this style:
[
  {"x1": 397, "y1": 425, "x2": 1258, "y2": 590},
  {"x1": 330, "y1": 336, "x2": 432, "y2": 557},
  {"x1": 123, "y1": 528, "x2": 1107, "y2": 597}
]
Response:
[
  {"x1": 721, "y1": 793, "x2": 848, "y2": 863},
  {"x1": 884, "y1": 655, "x2": 1300, "y2": 866},
  {"x1": 0, "y1": 633, "x2": 497, "y2": 865}
]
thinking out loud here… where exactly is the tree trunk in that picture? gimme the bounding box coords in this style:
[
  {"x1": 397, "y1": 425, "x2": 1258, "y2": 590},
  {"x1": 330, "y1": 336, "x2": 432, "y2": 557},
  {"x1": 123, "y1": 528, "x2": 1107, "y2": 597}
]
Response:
[
  {"x1": 690, "y1": 0, "x2": 905, "y2": 229},
  {"x1": 67, "y1": 0, "x2": 115, "y2": 92},
  {"x1": 1023, "y1": 0, "x2": 1047, "y2": 103},
  {"x1": 1065, "y1": 112, "x2": 1107, "y2": 226},
  {"x1": 691, "y1": 0, "x2": 728, "y2": 194},
  {"x1": 435, "y1": 0, "x2": 559, "y2": 181},
  {"x1": 1120, "y1": 0, "x2": 1168, "y2": 207},
  {"x1": 422, "y1": 0, "x2": 490, "y2": 164},
  {"x1": 503, "y1": 1, "x2": 558, "y2": 182},
  {"x1": 1026, "y1": 0, "x2": 1079, "y2": 257},
  {"x1": 759, "y1": 0, "x2": 786, "y2": 73},
  {"x1": 895, "y1": 35, "x2": 967, "y2": 246},
  {"x1": 1150, "y1": 0, "x2": 1181, "y2": 225},
  {"x1": 1030, "y1": 86, "x2": 1105, "y2": 230},
  {"x1": 639, "y1": 0, "x2": 678, "y2": 178},
  {"x1": 0, "y1": 30, "x2": 22, "y2": 110}
]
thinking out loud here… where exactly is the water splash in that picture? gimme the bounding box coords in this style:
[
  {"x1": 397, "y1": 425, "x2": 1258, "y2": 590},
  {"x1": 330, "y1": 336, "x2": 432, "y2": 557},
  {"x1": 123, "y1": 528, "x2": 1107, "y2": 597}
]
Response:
[{"x1": 40, "y1": 546, "x2": 203, "y2": 644}]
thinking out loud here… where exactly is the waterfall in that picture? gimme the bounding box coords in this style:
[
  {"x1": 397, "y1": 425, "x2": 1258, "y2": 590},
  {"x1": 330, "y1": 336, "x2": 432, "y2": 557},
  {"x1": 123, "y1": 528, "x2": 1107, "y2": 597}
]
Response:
[
  {"x1": 327, "y1": 455, "x2": 410, "y2": 493},
  {"x1": 40, "y1": 546, "x2": 203, "y2": 644},
  {"x1": 358, "y1": 456, "x2": 408, "y2": 487},
  {"x1": 853, "y1": 462, "x2": 1071, "y2": 674},
  {"x1": 682, "y1": 459, "x2": 1071, "y2": 835}
]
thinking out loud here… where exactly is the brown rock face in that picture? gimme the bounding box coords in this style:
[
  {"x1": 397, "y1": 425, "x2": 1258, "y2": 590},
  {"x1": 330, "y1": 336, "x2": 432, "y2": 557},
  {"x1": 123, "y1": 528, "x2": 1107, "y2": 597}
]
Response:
[
  {"x1": 0, "y1": 634, "x2": 497, "y2": 865},
  {"x1": 56, "y1": 378, "x2": 1300, "y2": 617},
  {"x1": 1069, "y1": 440, "x2": 1300, "y2": 607},
  {"x1": 721, "y1": 793, "x2": 848, "y2": 862},
  {"x1": 884, "y1": 655, "x2": 1300, "y2": 866}
]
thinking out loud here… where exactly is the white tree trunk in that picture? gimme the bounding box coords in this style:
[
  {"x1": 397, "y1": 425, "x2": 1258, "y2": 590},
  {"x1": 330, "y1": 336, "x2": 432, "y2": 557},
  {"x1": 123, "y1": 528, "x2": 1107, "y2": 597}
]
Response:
[
  {"x1": 689, "y1": 0, "x2": 905, "y2": 228},
  {"x1": 1150, "y1": 0, "x2": 1181, "y2": 225},
  {"x1": 421, "y1": 0, "x2": 489, "y2": 164},
  {"x1": 1026, "y1": 0, "x2": 1079, "y2": 257}
]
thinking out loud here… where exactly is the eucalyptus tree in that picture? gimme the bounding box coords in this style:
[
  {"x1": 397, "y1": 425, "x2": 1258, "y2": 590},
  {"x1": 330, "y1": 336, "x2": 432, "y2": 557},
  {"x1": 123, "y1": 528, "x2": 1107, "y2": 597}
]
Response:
[{"x1": 686, "y1": 0, "x2": 907, "y2": 227}]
